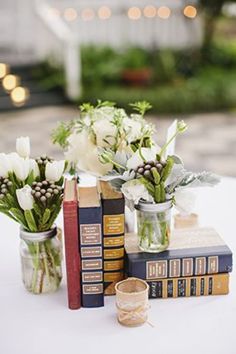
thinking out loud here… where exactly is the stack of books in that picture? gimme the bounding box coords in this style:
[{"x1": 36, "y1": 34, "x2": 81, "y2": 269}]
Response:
[
  {"x1": 63, "y1": 178, "x2": 233, "y2": 308},
  {"x1": 63, "y1": 179, "x2": 125, "y2": 309},
  {"x1": 125, "y1": 228, "x2": 233, "y2": 298}
]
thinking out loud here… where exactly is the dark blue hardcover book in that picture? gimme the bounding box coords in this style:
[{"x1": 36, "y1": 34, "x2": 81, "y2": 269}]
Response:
[
  {"x1": 78, "y1": 186, "x2": 104, "y2": 308},
  {"x1": 125, "y1": 228, "x2": 233, "y2": 280}
]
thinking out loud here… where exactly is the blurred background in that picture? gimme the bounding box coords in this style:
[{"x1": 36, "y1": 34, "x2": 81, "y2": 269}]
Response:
[{"x1": 0, "y1": 0, "x2": 236, "y2": 175}]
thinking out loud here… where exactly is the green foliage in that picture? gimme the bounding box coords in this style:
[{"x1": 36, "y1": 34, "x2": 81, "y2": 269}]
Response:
[
  {"x1": 121, "y1": 47, "x2": 151, "y2": 69},
  {"x1": 129, "y1": 101, "x2": 152, "y2": 116},
  {"x1": 51, "y1": 120, "x2": 75, "y2": 148}
]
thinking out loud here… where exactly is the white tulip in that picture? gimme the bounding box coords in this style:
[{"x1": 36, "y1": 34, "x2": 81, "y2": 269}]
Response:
[
  {"x1": 9, "y1": 154, "x2": 30, "y2": 181},
  {"x1": 29, "y1": 159, "x2": 40, "y2": 178},
  {"x1": 0, "y1": 153, "x2": 11, "y2": 178},
  {"x1": 45, "y1": 160, "x2": 65, "y2": 182},
  {"x1": 16, "y1": 185, "x2": 34, "y2": 211},
  {"x1": 16, "y1": 136, "x2": 30, "y2": 158}
]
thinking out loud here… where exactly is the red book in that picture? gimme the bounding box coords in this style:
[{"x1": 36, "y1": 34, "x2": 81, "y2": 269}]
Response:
[{"x1": 63, "y1": 179, "x2": 81, "y2": 309}]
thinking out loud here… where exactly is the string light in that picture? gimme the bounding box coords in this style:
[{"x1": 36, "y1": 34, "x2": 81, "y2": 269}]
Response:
[
  {"x1": 157, "y1": 6, "x2": 171, "y2": 19},
  {"x1": 10, "y1": 87, "x2": 29, "y2": 106},
  {"x1": 2, "y1": 75, "x2": 19, "y2": 92},
  {"x1": 143, "y1": 5, "x2": 156, "y2": 18},
  {"x1": 128, "y1": 7, "x2": 142, "y2": 20},
  {"x1": 184, "y1": 5, "x2": 197, "y2": 18},
  {"x1": 98, "y1": 6, "x2": 111, "y2": 20},
  {"x1": 64, "y1": 8, "x2": 77, "y2": 22},
  {"x1": 0, "y1": 63, "x2": 8, "y2": 79},
  {"x1": 81, "y1": 8, "x2": 95, "y2": 21}
]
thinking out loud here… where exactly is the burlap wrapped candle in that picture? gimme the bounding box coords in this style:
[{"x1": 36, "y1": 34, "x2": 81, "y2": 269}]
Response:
[{"x1": 115, "y1": 277, "x2": 149, "y2": 327}]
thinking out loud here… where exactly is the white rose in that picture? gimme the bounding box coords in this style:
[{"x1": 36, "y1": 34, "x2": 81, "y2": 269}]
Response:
[
  {"x1": 45, "y1": 160, "x2": 65, "y2": 182},
  {"x1": 0, "y1": 153, "x2": 12, "y2": 178},
  {"x1": 93, "y1": 119, "x2": 117, "y2": 148},
  {"x1": 85, "y1": 146, "x2": 113, "y2": 176},
  {"x1": 16, "y1": 185, "x2": 34, "y2": 211},
  {"x1": 174, "y1": 188, "x2": 196, "y2": 215},
  {"x1": 121, "y1": 179, "x2": 153, "y2": 211},
  {"x1": 9, "y1": 154, "x2": 30, "y2": 181},
  {"x1": 16, "y1": 136, "x2": 30, "y2": 158}
]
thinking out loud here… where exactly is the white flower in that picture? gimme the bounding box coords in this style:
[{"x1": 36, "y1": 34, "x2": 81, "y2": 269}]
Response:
[
  {"x1": 45, "y1": 160, "x2": 65, "y2": 182},
  {"x1": 16, "y1": 136, "x2": 30, "y2": 158},
  {"x1": 126, "y1": 146, "x2": 159, "y2": 170},
  {"x1": 121, "y1": 179, "x2": 153, "y2": 211},
  {"x1": 16, "y1": 185, "x2": 34, "y2": 211},
  {"x1": 174, "y1": 188, "x2": 196, "y2": 215},
  {"x1": 29, "y1": 159, "x2": 40, "y2": 178},
  {"x1": 123, "y1": 117, "x2": 143, "y2": 143},
  {"x1": 93, "y1": 119, "x2": 117, "y2": 148},
  {"x1": 9, "y1": 154, "x2": 30, "y2": 181},
  {"x1": 65, "y1": 130, "x2": 112, "y2": 176},
  {"x1": 0, "y1": 153, "x2": 11, "y2": 178}
]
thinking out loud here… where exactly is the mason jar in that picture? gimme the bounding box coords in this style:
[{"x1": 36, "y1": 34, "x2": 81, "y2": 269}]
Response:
[
  {"x1": 20, "y1": 226, "x2": 62, "y2": 294},
  {"x1": 135, "y1": 200, "x2": 172, "y2": 253}
]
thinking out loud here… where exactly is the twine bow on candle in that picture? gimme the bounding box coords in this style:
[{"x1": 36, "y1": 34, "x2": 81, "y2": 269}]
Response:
[{"x1": 116, "y1": 302, "x2": 154, "y2": 327}]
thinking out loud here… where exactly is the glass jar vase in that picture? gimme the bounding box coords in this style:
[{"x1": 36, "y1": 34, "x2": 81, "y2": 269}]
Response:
[
  {"x1": 135, "y1": 200, "x2": 172, "y2": 253},
  {"x1": 20, "y1": 226, "x2": 62, "y2": 294}
]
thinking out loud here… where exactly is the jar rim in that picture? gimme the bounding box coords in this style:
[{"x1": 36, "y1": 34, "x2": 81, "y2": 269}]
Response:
[
  {"x1": 135, "y1": 199, "x2": 172, "y2": 212},
  {"x1": 20, "y1": 225, "x2": 57, "y2": 242}
]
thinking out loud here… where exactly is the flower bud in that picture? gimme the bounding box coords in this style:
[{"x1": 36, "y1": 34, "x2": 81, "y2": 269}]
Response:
[
  {"x1": 16, "y1": 137, "x2": 30, "y2": 158},
  {"x1": 16, "y1": 185, "x2": 34, "y2": 211}
]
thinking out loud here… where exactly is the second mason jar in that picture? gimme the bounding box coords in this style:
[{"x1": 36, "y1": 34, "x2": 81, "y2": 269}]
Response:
[{"x1": 135, "y1": 200, "x2": 172, "y2": 253}]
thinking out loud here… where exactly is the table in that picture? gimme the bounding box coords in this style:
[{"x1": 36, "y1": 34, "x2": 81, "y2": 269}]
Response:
[{"x1": 0, "y1": 177, "x2": 235, "y2": 354}]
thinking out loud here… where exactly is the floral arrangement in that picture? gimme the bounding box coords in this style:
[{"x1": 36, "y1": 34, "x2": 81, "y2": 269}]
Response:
[
  {"x1": 0, "y1": 137, "x2": 66, "y2": 293},
  {"x1": 53, "y1": 100, "x2": 219, "y2": 252}
]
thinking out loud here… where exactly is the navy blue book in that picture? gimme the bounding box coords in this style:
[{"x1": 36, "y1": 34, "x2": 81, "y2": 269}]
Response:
[
  {"x1": 125, "y1": 228, "x2": 233, "y2": 280},
  {"x1": 78, "y1": 186, "x2": 104, "y2": 308}
]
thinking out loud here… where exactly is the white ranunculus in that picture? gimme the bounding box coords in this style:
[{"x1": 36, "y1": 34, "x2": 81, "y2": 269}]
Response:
[
  {"x1": 16, "y1": 136, "x2": 30, "y2": 158},
  {"x1": 16, "y1": 185, "x2": 34, "y2": 211},
  {"x1": 174, "y1": 188, "x2": 196, "y2": 215},
  {"x1": 126, "y1": 147, "x2": 159, "y2": 170},
  {"x1": 45, "y1": 160, "x2": 65, "y2": 182},
  {"x1": 0, "y1": 153, "x2": 11, "y2": 178},
  {"x1": 121, "y1": 179, "x2": 153, "y2": 211},
  {"x1": 9, "y1": 154, "x2": 30, "y2": 181},
  {"x1": 82, "y1": 147, "x2": 113, "y2": 176},
  {"x1": 29, "y1": 159, "x2": 40, "y2": 178},
  {"x1": 93, "y1": 118, "x2": 117, "y2": 148}
]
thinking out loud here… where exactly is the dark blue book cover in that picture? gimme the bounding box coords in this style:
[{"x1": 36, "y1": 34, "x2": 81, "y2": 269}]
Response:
[
  {"x1": 125, "y1": 228, "x2": 233, "y2": 280},
  {"x1": 78, "y1": 186, "x2": 104, "y2": 308}
]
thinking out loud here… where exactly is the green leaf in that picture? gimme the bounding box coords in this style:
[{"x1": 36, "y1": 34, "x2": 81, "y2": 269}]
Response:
[
  {"x1": 42, "y1": 208, "x2": 51, "y2": 225},
  {"x1": 24, "y1": 210, "x2": 37, "y2": 232},
  {"x1": 10, "y1": 208, "x2": 27, "y2": 227},
  {"x1": 33, "y1": 202, "x2": 42, "y2": 218},
  {"x1": 26, "y1": 170, "x2": 34, "y2": 185},
  {"x1": 129, "y1": 101, "x2": 152, "y2": 116},
  {"x1": 5, "y1": 193, "x2": 18, "y2": 208}
]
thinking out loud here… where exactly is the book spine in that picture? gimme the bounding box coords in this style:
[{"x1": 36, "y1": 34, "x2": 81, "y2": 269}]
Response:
[
  {"x1": 63, "y1": 200, "x2": 81, "y2": 310},
  {"x1": 127, "y1": 253, "x2": 233, "y2": 280},
  {"x1": 79, "y1": 207, "x2": 104, "y2": 307},
  {"x1": 148, "y1": 273, "x2": 229, "y2": 298},
  {"x1": 102, "y1": 198, "x2": 125, "y2": 295}
]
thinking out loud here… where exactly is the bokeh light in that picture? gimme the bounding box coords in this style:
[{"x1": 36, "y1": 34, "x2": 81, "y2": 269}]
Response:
[
  {"x1": 128, "y1": 7, "x2": 142, "y2": 20},
  {"x1": 64, "y1": 8, "x2": 78, "y2": 22},
  {"x1": 0, "y1": 63, "x2": 8, "y2": 79},
  {"x1": 81, "y1": 8, "x2": 95, "y2": 21},
  {"x1": 98, "y1": 6, "x2": 111, "y2": 20},
  {"x1": 2, "y1": 75, "x2": 19, "y2": 91},
  {"x1": 143, "y1": 6, "x2": 157, "y2": 18},
  {"x1": 10, "y1": 87, "x2": 29, "y2": 106},
  {"x1": 157, "y1": 6, "x2": 171, "y2": 19},
  {"x1": 184, "y1": 5, "x2": 197, "y2": 19}
]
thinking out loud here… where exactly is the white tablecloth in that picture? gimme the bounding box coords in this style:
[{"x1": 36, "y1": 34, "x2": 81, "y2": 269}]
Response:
[{"x1": 0, "y1": 177, "x2": 235, "y2": 354}]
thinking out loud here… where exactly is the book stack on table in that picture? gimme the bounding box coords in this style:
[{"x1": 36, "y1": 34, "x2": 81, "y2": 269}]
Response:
[
  {"x1": 63, "y1": 179, "x2": 233, "y2": 309},
  {"x1": 125, "y1": 228, "x2": 233, "y2": 298}
]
